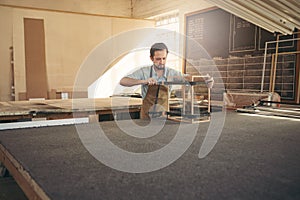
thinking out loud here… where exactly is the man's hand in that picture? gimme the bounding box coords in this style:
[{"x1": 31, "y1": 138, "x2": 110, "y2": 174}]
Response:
[
  {"x1": 204, "y1": 75, "x2": 214, "y2": 89},
  {"x1": 146, "y1": 78, "x2": 158, "y2": 85}
]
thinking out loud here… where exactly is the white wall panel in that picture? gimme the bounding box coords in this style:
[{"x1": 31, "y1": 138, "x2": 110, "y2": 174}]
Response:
[{"x1": 0, "y1": 6, "x2": 13, "y2": 101}]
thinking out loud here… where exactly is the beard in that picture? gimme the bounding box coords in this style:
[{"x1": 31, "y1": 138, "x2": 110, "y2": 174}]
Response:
[{"x1": 154, "y1": 64, "x2": 165, "y2": 70}]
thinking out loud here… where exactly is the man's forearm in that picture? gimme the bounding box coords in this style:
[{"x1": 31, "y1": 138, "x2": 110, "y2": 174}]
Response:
[{"x1": 120, "y1": 77, "x2": 147, "y2": 86}]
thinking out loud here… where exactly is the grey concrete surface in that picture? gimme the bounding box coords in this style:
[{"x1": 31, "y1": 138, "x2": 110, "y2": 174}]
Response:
[{"x1": 0, "y1": 111, "x2": 299, "y2": 200}]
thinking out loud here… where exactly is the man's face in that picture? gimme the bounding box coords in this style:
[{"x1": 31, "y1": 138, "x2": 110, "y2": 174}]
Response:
[{"x1": 151, "y1": 49, "x2": 167, "y2": 70}]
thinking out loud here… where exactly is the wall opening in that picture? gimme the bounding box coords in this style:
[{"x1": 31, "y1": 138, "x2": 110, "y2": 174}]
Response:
[{"x1": 88, "y1": 11, "x2": 180, "y2": 98}]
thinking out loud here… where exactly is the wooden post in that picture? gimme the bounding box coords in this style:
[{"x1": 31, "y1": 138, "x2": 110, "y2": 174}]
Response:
[{"x1": 270, "y1": 34, "x2": 280, "y2": 92}]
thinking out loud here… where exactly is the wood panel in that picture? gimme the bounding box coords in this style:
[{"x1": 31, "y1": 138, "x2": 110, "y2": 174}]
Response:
[
  {"x1": 24, "y1": 18, "x2": 48, "y2": 99},
  {"x1": 0, "y1": 97, "x2": 142, "y2": 122}
]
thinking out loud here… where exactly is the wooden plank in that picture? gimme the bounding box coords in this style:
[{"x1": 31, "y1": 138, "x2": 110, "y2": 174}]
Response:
[
  {"x1": 0, "y1": 97, "x2": 143, "y2": 121},
  {"x1": 224, "y1": 92, "x2": 270, "y2": 109},
  {"x1": 237, "y1": 108, "x2": 300, "y2": 119},
  {"x1": 24, "y1": 18, "x2": 48, "y2": 99},
  {"x1": 0, "y1": 144, "x2": 50, "y2": 200}
]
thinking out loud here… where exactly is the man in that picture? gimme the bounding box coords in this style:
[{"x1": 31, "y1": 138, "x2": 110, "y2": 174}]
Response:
[
  {"x1": 120, "y1": 43, "x2": 214, "y2": 118},
  {"x1": 120, "y1": 42, "x2": 182, "y2": 99},
  {"x1": 120, "y1": 42, "x2": 213, "y2": 98}
]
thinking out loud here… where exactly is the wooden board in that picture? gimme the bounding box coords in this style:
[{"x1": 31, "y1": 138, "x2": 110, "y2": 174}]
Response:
[
  {"x1": 0, "y1": 144, "x2": 50, "y2": 200},
  {"x1": 0, "y1": 97, "x2": 142, "y2": 121},
  {"x1": 24, "y1": 18, "x2": 48, "y2": 99}
]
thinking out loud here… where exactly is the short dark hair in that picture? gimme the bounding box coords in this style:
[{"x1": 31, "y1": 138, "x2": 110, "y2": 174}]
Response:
[{"x1": 150, "y1": 43, "x2": 168, "y2": 57}]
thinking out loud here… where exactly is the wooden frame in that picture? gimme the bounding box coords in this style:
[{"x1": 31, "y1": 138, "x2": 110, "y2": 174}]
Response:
[
  {"x1": 0, "y1": 144, "x2": 50, "y2": 200},
  {"x1": 168, "y1": 76, "x2": 211, "y2": 123}
]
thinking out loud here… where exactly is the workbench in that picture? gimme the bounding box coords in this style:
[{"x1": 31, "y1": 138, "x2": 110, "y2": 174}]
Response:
[
  {"x1": 0, "y1": 97, "x2": 142, "y2": 122},
  {"x1": 1, "y1": 112, "x2": 299, "y2": 199}
]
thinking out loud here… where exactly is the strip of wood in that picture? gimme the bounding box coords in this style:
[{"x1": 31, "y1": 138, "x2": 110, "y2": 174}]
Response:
[
  {"x1": 0, "y1": 144, "x2": 50, "y2": 200},
  {"x1": 0, "y1": 4, "x2": 155, "y2": 21},
  {"x1": 0, "y1": 97, "x2": 142, "y2": 121}
]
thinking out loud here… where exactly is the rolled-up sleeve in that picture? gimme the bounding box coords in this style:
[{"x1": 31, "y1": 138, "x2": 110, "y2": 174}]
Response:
[{"x1": 125, "y1": 67, "x2": 150, "y2": 80}]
